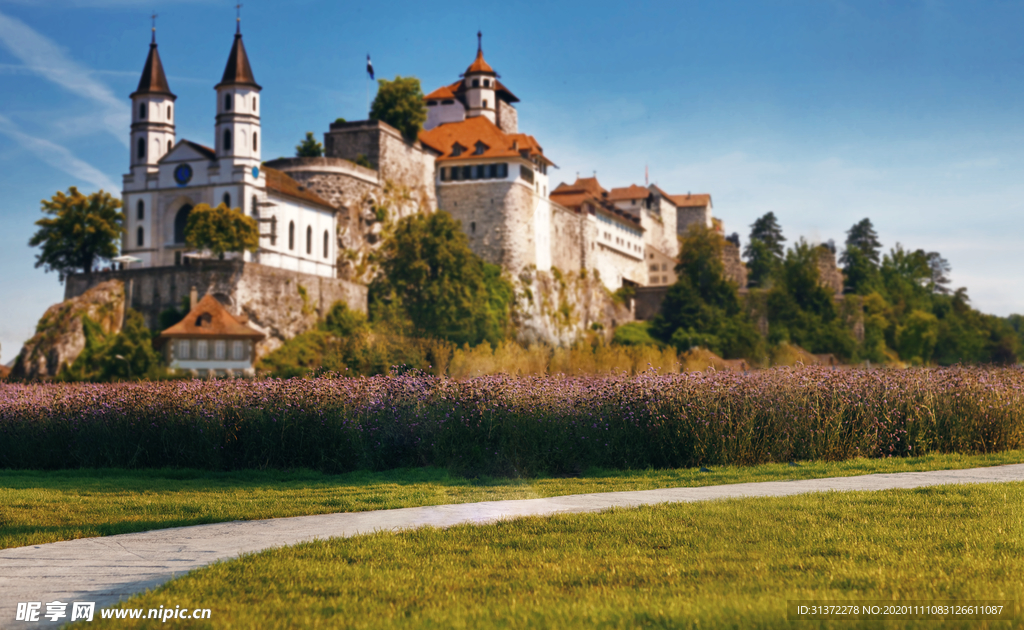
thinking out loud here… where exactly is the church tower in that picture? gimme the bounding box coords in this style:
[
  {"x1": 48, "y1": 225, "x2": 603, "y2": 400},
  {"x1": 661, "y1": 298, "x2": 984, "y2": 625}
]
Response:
[
  {"x1": 129, "y1": 24, "x2": 176, "y2": 177},
  {"x1": 215, "y1": 17, "x2": 262, "y2": 170},
  {"x1": 462, "y1": 32, "x2": 497, "y2": 124}
]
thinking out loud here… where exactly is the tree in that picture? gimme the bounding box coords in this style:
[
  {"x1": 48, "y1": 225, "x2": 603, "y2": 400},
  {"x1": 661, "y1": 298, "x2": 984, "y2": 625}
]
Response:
[
  {"x1": 29, "y1": 187, "x2": 124, "y2": 281},
  {"x1": 60, "y1": 309, "x2": 164, "y2": 381},
  {"x1": 370, "y1": 76, "x2": 428, "y2": 142},
  {"x1": 295, "y1": 132, "x2": 324, "y2": 158},
  {"x1": 844, "y1": 218, "x2": 882, "y2": 264},
  {"x1": 184, "y1": 203, "x2": 259, "y2": 259},
  {"x1": 743, "y1": 212, "x2": 786, "y2": 287},
  {"x1": 372, "y1": 210, "x2": 512, "y2": 347},
  {"x1": 839, "y1": 218, "x2": 882, "y2": 294}
]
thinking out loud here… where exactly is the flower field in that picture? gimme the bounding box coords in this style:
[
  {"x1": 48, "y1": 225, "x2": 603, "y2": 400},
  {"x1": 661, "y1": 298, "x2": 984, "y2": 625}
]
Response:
[{"x1": 2, "y1": 367, "x2": 1022, "y2": 475}]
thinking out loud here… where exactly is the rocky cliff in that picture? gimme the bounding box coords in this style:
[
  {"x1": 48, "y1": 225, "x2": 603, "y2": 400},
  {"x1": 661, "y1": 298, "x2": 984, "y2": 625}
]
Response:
[
  {"x1": 13, "y1": 280, "x2": 125, "y2": 380},
  {"x1": 514, "y1": 268, "x2": 632, "y2": 347}
]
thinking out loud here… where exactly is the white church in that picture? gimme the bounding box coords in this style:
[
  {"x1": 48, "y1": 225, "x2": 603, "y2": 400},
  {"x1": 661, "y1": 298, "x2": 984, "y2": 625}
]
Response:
[{"x1": 120, "y1": 21, "x2": 338, "y2": 278}]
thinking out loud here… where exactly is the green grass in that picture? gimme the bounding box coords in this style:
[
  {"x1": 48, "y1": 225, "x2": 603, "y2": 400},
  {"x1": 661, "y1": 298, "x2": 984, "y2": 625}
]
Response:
[
  {"x1": 2, "y1": 451, "x2": 1022, "y2": 551},
  {"x1": 90, "y1": 482, "x2": 1024, "y2": 629}
]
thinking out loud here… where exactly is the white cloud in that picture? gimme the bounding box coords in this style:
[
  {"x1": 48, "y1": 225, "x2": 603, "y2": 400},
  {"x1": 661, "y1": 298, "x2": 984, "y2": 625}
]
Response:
[
  {"x1": 0, "y1": 113, "x2": 119, "y2": 191},
  {"x1": 0, "y1": 9, "x2": 128, "y2": 144}
]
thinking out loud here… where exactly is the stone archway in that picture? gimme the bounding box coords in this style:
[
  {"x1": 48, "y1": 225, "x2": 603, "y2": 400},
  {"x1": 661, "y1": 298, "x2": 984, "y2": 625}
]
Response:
[{"x1": 173, "y1": 204, "x2": 193, "y2": 244}]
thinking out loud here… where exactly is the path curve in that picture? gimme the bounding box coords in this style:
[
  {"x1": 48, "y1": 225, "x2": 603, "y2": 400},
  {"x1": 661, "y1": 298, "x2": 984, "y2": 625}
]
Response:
[{"x1": 3, "y1": 463, "x2": 1024, "y2": 628}]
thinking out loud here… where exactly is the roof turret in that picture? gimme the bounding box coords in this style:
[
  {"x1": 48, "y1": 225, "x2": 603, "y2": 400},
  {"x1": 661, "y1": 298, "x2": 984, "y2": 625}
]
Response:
[
  {"x1": 130, "y1": 30, "x2": 175, "y2": 99},
  {"x1": 464, "y1": 31, "x2": 497, "y2": 76},
  {"x1": 216, "y1": 24, "x2": 261, "y2": 90}
]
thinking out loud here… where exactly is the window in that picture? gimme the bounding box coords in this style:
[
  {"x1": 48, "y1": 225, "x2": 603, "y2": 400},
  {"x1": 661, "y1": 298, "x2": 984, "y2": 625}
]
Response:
[
  {"x1": 474, "y1": 141, "x2": 488, "y2": 155},
  {"x1": 460, "y1": 166, "x2": 471, "y2": 180},
  {"x1": 178, "y1": 340, "x2": 191, "y2": 360},
  {"x1": 451, "y1": 143, "x2": 465, "y2": 157},
  {"x1": 498, "y1": 163, "x2": 508, "y2": 178},
  {"x1": 289, "y1": 221, "x2": 295, "y2": 250},
  {"x1": 137, "y1": 138, "x2": 146, "y2": 160},
  {"x1": 323, "y1": 230, "x2": 329, "y2": 258},
  {"x1": 487, "y1": 164, "x2": 497, "y2": 178},
  {"x1": 252, "y1": 195, "x2": 259, "y2": 218},
  {"x1": 223, "y1": 129, "x2": 232, "y2": 152},
  {"x1": 139, "y1": 103, "x2": 147, "y2": 119},
  {"x1": 167, "y1": 105, "x2": 172, "y2": 119},
  {"x1": 232, "y1": 340, "x2": 245, "y2": 361},
  {"x1": 174, "y1": 204, "x2": 193, "y2": 243},
  {"x1": 520, "y1": 164, "x2": 534, "y2": 184},
  {"x1": 252, "y1": 96, "x2": 257, "y2": 111},
  {"x1": 470, "y1": 221, "x2": 476, "y2": 234},
  {"x1": 472, "y1": 79, "x2": 479, "y2": 87},
  {"x1": 223, "y1": 192, "x2": 231, "y2": 208},
  {"x1": 214, "y1": 340, "x2": 226, "y2": 361},
  {"x1": 253, "y1": 132, "x2": 258, "y2": 151},
  {"x1": 484, "y1": 79, "x2": 490, "y2": 87},
  {"x1": 225, "y1": 93, "x2": 233, "y2": 110},
  {"x1": 196, "y1": 340, "x2": 208, "y2": 360},
  {"x1": 661, "y1": 264, "x2": 667, "y2": 271},
  {"x1": 306, "y1": 226, "x2": 312, "y2": 254},
  {"x1": 270, "y1": 216, "x2": 277, "y2": 246},
  {"x1": 167, "y1": 140, "x2": 173, "y2": 152},
  {"x1": 441, "y1": 99, "x2": 454, "y2": 105},
  {"x1": 136, "y1": 227, "x2": 144, "y2": 247},
  {"x1": 482, "y1": 99, "x2": 488, "y2": 109},
  {"x1": 136, "y1": 200, "x2": 144, "y2": 220},
  {"x1": 427, "y1": 100, "x2": 438, "y2": 106}
]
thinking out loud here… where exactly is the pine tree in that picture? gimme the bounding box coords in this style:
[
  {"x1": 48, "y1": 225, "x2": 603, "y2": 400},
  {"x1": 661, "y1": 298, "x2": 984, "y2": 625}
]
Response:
[{"x1": 743, "y1": 212, "x2": 786, "y2": 287}]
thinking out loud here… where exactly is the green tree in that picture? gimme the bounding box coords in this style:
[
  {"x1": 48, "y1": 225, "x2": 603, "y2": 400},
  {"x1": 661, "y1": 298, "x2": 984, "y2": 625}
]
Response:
[
  {"x1": 840, "y1": 218, "x2": 882, "y2": 293},
  {"x1": 295, "y1": 132, "x2": 324, "y2": 158},
  {"x1": 184, "y1": 203, "x2": 259, "y2": 259},
  {"x1": 743, "y1": 212, "x2": 786, "y2": 287},
  {"x1": 372, "y1": 210, "x2": 511, "y2": 347},
  {"x1": 370, "y1": 76, "x2": 428, "y2": 142},
  {"x1": 652, "y1": 224, "x2": 762, "y2": 359},
  {"x1": 61, "y1": 310, "x2": 164, "y2": 381},
  {"x1": 29, "y1": 187, "x2": 124, "y2": 281}
]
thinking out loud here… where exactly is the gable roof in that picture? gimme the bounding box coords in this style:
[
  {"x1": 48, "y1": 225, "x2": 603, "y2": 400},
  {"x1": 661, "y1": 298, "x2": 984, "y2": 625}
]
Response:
[
  {"x1": 216, "y1": 31, "x2": 261, "y2": 90},
  {"x1": 669, "y1": 193, "x2": 712, "y2": 208},
  {"x1": 131, "y1": 41, "x2": 175, "y2": 100},
  {"x1": 263, "y1": 167, "x2": 335, "y2": 210},
  {"x1": 418, "y1": 116, "x2": 553, "y2": 165},
  {"x1": 550, "y1": 176, "x2": 642, "y2": 227},
  {"x1": 425, "y1": 84, "x2": 457, "y2": 100},
  {"x1": 608, "y1": 184, "x2": 650, "y2": 202},
  {"x1": 158, "y1": 295, "x2": 265, "y2": 340},
  {"x1": 158, "y1": 139, "x2": 216, "y2": 164}
]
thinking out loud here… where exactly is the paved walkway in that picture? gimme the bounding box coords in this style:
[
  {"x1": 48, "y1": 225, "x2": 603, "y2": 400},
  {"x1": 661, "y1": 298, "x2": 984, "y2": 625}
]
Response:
[{"x1": 3, "y1": 463, "x2": 1024, "y2": 628}]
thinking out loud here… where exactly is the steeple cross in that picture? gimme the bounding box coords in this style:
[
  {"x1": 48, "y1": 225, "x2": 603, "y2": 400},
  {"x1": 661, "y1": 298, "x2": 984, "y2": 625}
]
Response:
[
  {"x1": 235, "y1": 3, "x2": 243, "y2": 33},
  {"x1": 150, "y1": 13, "x2": 157, "y2": 43}
]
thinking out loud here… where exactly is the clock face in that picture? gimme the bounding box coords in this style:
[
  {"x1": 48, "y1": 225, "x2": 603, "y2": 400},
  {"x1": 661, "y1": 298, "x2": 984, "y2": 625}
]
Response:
[
  {"x1": 174, "y1": 163, "x2": 193, "y2": 186},
  {"x1": 251, "y1": 166, "x2": 260, "y2": 179}
]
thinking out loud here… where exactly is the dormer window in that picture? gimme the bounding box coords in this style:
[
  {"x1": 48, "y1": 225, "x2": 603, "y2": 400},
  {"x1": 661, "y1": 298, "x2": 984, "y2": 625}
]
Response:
[
  {"x1": 474, "y1": 141, "x2": 488, "y2": 155},
  {"x1": 196, "y1": 313, "x2": 213, "y2": 327},
  {"x1": 451, "y1": 143, "x2": 466, "y2": 157},
  {"x1": 472, "y1": 79, "x2": 480, "y2": 87}
]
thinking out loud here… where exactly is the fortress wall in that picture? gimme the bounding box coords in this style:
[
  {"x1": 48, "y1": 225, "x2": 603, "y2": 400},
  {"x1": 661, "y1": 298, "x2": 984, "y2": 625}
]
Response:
[
  {"x1": 722, "y1": 241, "x2": 748, "y2": 289},
  {"x1": 65, "y1": 261, "x2": 367, "y2": 356},
  {"x1": 677, "y1": 205, "x2": 711, "y2": 235},
  {"x1": 496, "y1": 100, "x2": 518, "y2": 134},
  {"x1": 550, "y1": 205, "x2": 586, "y2": 274},
  {"x1": 438, "y1": 180, "x2": 537, "y2": 272},
  {"x1": 816, "y1": 246, "x2": 845, "y2": 294}
]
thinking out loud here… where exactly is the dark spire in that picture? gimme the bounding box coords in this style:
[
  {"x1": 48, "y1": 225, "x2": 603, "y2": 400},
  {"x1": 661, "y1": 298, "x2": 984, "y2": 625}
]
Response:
[
  {"x1": 130, "y1": 24, "x2": 175, "y2": 99},
  {"x1": 216, "y1": 22, "x2": 261, "y2": 90},
  {"x1": 477, "y1": 30, "x2": 482, "y2": 53}
]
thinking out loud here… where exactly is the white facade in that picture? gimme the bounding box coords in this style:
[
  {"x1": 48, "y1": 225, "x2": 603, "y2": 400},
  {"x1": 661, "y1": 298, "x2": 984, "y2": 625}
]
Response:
[{"x1": 425, "y1": 99, "x2": 465, "y2": 130}]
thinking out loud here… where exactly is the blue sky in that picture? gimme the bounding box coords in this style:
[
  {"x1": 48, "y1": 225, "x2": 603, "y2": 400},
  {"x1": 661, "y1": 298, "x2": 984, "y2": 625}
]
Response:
[{"x1": 1, "y1": 0, "x2": 1023, "y2": 363}]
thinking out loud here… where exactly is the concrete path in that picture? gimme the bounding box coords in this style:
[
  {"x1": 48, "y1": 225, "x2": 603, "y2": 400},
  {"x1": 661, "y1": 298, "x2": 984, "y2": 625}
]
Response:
[{"x1": 3, "y1": 463, "x2": 1024, "y2": 628}]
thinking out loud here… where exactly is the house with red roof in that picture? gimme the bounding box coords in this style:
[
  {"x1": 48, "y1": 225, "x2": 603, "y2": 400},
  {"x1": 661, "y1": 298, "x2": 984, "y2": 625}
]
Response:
[{"x1": 157, "y1": 293, "x2": 265, "y2": 377}]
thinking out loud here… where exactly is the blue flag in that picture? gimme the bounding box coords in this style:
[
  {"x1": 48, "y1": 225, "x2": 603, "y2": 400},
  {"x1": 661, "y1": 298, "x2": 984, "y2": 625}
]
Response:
[{"x1": 366, "y1": 54, "x2": 374, "y2": 80}]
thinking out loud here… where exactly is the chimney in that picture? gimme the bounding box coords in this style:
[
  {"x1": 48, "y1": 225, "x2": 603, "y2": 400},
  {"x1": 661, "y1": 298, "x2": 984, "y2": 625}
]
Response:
[{"x1": 190, "y1": 286, "x2": 198, "y2": 311}]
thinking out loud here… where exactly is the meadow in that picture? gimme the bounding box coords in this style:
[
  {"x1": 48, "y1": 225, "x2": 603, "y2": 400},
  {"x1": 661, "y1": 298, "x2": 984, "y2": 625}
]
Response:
[{"x1": 1, "y1": 367, "x2": 1022, "y2": 475}]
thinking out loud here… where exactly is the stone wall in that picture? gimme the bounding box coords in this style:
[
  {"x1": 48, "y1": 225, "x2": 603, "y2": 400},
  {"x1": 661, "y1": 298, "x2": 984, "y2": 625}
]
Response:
[
  {"x1": 816, "y1": 246, "x2": 844, "y2": 294},
  {"x1": 496, "y1": 100, "x2": 518, "y2": 134},
  {"x1": 438, "y1": 180, "x2": 537, "y2": 272},
  {"x1": 550, "y1": 205, "x2": 587, "y2": 274},
  {"x1": 722, "y1": 242, "x2": 748, "y2": 288},
  {"x1": 65, "y1": 262, "x2": 367, "y2": 356},
  {"x1": 677, "y1": 205, "x2": 711, "y2": 235},
  {"x1": 634, "y1": 285, "x2": 670, "y2": 321}
]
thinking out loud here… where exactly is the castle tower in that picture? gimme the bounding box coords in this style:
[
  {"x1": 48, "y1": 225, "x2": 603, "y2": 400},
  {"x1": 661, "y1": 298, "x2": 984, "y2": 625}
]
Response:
[
  {"x1": 214, "y1": 17, "x2": 262, "y2": 171},
  {"x1": 462, "y1": 32, "x2": 497, "y2": 124},
  {"x1": 129, "y1": 24, "x2": 176, "y2": 177}
]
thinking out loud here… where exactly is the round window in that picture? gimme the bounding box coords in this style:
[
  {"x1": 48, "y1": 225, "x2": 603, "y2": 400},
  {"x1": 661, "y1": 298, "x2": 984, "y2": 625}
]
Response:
[{"x1": 174, "y1": 163, "x2": 193, "y2": 186}]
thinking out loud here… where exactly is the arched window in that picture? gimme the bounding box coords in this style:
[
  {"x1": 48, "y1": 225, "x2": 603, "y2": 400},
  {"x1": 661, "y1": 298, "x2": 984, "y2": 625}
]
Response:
[
  {"x1": 173, "y1": 204, "x2": 193, "y2": 244},
  {"x1": 306, "y1": 226, "x2": 312, "y2": 254},
  {"x1": 253, "y1": 132, "x2": 258, "y2": 151},
  {"x1": 167, "y1": 105, "x2": 172, "y2": 119},
  {"x1": 137, "y1": 137, "x2": 146, "y2": 160},
  {"x1": 139, "y1": 102, "x2": 147, "y2": 119},
  {"x1": 136, "y1": 200, "x2": 144, "y2": 220},
  {"x1": 136, "y1": 226, "x2": 144, "y2": 247},
  {"x1": 223, "y1": 192, "x2": 231, "y2": 208},
  {"x1": 225, "y1": 93, "x2": 232, "y2": 110},
  {"x1": 251, "y1": 195, "x2": 259, "y2": 219},
  {"x1": 323, "y1": 230, "x2": 329, "y2": 258},
  {"x1": 288, "y1": 221, "x2": 295, "y2": 250},
  {"x1": 168, "y1": 140, "x2": 173, "y2": 153},
  {"x1": 253, "y1": 96, "x2": 257, "y2": 111},
  {"x1": 223, "y1": 129, "x2": 232, "y2": 152}
]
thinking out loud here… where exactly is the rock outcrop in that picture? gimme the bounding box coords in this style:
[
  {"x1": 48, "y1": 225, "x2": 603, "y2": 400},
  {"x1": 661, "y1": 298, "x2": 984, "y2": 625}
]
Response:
[
  {"x1": 514, "y1": 268, "x2": 632, "y2": 347},
  {"x1": 13, "y1": 280, "x2": 125, "y2": 380}
]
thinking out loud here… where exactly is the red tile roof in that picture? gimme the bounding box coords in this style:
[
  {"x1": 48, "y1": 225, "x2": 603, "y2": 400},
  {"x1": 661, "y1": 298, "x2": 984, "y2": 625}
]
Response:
[
  {"x1": 465, "y1": 49, "x2": 496, "y2": 75},
  {"x1": 158, "y1": 295, "x2": 265, "y2": 340},
  {"x1": 418, "y1": 116, "x2": 552, "y2": 165},
  {"x1": 424, "y1": 84, "x2": 457, "y2": 100},
  {"x1": 669, "y1": 193, "x2": 712, "y2": 208},
  {"x1": 264, "y1": 167, "x2": 335, "y2": 210},
  {"x1": 608, "y1": 184, "x2": 650, "y2": 201},
  {"x1": 550, "y1": 177, "x2": 642, "y2": 227}
]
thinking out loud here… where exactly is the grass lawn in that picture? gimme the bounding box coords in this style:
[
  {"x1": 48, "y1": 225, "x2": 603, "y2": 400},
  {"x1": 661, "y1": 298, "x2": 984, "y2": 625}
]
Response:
[
  {"x1": 90, "y1": 482, "x2": 1024, "y2": 629},
  {"x1": 1, "y1": 451, "x2": 1022, "y2": 550}
]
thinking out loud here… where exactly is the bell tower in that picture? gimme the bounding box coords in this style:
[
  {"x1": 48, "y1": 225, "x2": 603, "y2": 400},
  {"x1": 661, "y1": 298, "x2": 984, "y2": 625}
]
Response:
[
  {"x1": 462, "y1": 32, "x2": 497, "y2": 124},
  {"x1": 129, "y1": 18, "x2": 176, "y2": 178},
  {"x1": 215, "y1": 13, "x2": 262, "y2": 169}
]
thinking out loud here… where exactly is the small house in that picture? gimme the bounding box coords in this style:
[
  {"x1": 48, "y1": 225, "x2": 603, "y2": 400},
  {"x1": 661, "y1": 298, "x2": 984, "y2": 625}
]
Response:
[{"x1": 158, "y1": 294, "x2": 264, "y2": 377}]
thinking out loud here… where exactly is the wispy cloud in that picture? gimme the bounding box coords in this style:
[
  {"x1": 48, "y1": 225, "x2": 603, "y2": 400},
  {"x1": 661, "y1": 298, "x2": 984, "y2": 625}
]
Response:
[
  {"x1": 0, "y1": 113, "x2": 119, "y2": 191},
  {"x1": 0, "y1": 9, "x2": 128, "y2": 144}
]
